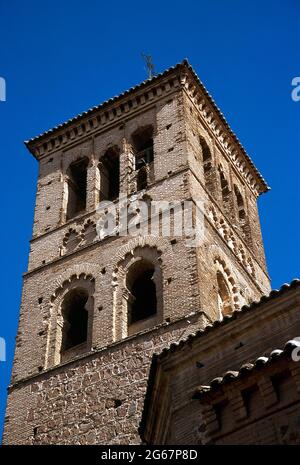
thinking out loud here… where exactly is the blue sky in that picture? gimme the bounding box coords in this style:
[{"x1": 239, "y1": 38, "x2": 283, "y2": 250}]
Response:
[{"x1": 0, "y1": 0, "x2": 299, "y2": 441}]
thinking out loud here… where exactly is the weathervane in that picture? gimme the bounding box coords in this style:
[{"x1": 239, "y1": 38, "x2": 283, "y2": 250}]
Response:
[{"x1": 141, "y1": 53, "x2": 156, "y2": 79}]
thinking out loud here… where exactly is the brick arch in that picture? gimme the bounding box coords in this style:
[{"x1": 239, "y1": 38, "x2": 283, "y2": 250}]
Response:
[
  {"x1": 62, "y1": 227, "x2": 80, "y2": 244},
  {"x1": 113, "y1": 236, "x2": 165, "y2": 268},
  {"x1": 214, "y1": 256, "x2": 240, "y2": 318},
  {"x1": 238, "y1": 245, "x2": 247, "y2": 266},
  {"x1": 112, "y1": 242, "x2": 164, "y2": 342},
  {"x1": 130, "y1": 124, "x2": 155, "y2": 148},
  {"x1": 80, "y1": 219, "x2": 97, "y2": 245},
  {"x1": 198, "y1": 134, "x2": 212, "y2": 159},
  {"x1": 82, "y1": 218, "x2": 96, "y2": 230},
  {"x1": 206, "y1": 205, "x2": 255, "y2": 280},
  {"x1": 50, "y1": 271, "x2": 95, "y2": 302},
  {"x1": 246, "y1": 257, "x2": 255, "y2": 277},
  {"x1": 99, "y1": 143, "x2": 121, "y2": 161},
  {"x1": 62, "y1": 152, "x2": 93, "y2": 174},
  {"x1": 218, "y1": 218, "x2": 229, "y2": 242},
  {"x1": 48, "y1": 264, "x2": 100, "y2": 303},
  {"x1": 228, "y1": 232, "x2": 237, "y2": 254},
  {"x1": 207, "y1": 206, "x2": 218, "y2": 225},
  {"x1": 46, "y1": 271, "x2": 96, "y2": 369},
  {"x1": 61, "y1": 227, "x2": 82, "y2": 256}
]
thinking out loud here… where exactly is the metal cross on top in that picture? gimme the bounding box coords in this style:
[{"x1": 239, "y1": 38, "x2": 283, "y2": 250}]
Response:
[{"x1": 141, "y1": 53, "x2": 156, "y2": 79}]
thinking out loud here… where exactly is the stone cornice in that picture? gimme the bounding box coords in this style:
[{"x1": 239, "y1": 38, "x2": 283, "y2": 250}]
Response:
[
  {"x1": 25, "y1": 67, "x2": 183, "y2": 159},
  {"x1": 25, "y1": 60, "x2": 269, "y2": 196},
  {"x1": 180, "y1": 64, "x2": 269, "y2": 196}
]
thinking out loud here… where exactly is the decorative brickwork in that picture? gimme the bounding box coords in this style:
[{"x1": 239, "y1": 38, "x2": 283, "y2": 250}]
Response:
[{"x1": 4, "y1": 60, "x2": 271, "y2": 444}]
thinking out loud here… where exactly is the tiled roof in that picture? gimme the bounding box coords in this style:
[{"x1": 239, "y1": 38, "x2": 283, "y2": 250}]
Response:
[
  {"x1": 24, "y1": 61, "x2": 186, "y2": 145},
  {"x1": 25, "y1": 59, "x2": 268, "y2": 190},
  {"x1": 157, "y1": 279, "x2": 300, "y2": 360},
  {"x1": 139, "y1": 279, "x2": 300, "y2": 439},
  {"x1": 193, "y1": 338, "x2": 300, "y2": 399}
]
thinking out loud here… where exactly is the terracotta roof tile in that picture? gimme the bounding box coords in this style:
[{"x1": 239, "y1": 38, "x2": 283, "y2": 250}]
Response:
[
  {"x1": 158, "y1": 279, "x2": 300, "y2": 360},
  {"x1": 193, "y1": 338, "x2": 300, "y2": 399},
  {"x1": 24, "y1": 59, "x2": 269, "y2": 190}
]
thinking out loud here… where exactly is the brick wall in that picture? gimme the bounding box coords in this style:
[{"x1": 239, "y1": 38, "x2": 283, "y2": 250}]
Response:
[{"x1": 4, "y1": 62, "x2": 272, "y2": 444}]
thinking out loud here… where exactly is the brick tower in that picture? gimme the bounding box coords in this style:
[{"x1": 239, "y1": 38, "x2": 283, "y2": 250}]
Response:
[{"x1": 3, "y1": 60, "x2": 271, "y2": 444}]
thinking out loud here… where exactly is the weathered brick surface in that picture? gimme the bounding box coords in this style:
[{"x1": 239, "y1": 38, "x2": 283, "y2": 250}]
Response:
[
  {"x1": 3, "y1": 313, "x2": 208, "y2": 444},
  {"x1": 141, "y1": 284, "x2": 300, "y2": 445},
  {"x1": 4, "y1": 62, "x2": 271, "y2": 444}
]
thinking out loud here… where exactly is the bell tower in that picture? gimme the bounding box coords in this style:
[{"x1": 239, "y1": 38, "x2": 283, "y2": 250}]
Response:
[{"x1": 3, "y1": 60, "x2": 270, "y2": 444}]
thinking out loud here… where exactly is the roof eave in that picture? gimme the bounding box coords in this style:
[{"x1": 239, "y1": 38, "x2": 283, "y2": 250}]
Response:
[{"x1": 24, "y1": 59, "x2": 269, "y2": 192}]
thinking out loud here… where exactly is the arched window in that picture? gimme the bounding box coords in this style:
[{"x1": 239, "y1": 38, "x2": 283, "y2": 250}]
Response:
[
  {"x1": 126, "y1": 260, "x2": 157, "y2": 325},
  {"x1": 47, "y1": 275, "x2": 94, "y2": 368},
  {"x1": 199, "y1": 136, "x2": 212, "y2": 168},
  {"x1": 66, "y1": 157, "x2": 89, "y2": 220},
  {"x1": 218, "y1": 165, "x2": 230, "y2": 208},
  {"x1": 216, "y1": 271, "x2": 233, "y2": 318},
  {"x1": 199, "y1": 136, "x2": 214, "y2": 192},
  {"x1": 99, "y1": 147, "x2": 120, "y2": 201},
  {"x1": 132, "y1": 126, "x2": 154, "y2": 191},
  {"x1": 234, "y1": 185, "x2": 246, "y2": 222},
  {"x1": 61, "y1": 288, "x2": 88, "y2": 352}
]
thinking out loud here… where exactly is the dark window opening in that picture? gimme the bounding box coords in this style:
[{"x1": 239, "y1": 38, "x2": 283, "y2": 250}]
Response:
[
  {"x1": 132, "y1": 126, "x2": 154, "y2": 190},
  {"x1": 271, "y1": 370, "x2": 291, "y2": 403},
  {"x1": 241, "y1": 385, "x2": 261, "y2": 418},
  {"x1": 213, "y1": 399, "x2": 230, "y2": 431},
  {"x1": 204, "y1": 162, "x2": 212, "y2": 174},
  {"x1": 127, "y1": 261, "x2": 157, "y2": 324},
  {"x1": 200, "y1": 136, "x2": 211, "y2": 163},
  {"x1": 66, "y1": 158, "x2": 88, "y2": 220},
  {"x1": 234, "y1": 185, "x2": 246, "y2": 222},
  {"x1": 218, "y1": 167, "x2": 230, "y2": 205},
  {"x1": 99, "y1": 147, "x2": 120, "y2": 202},
  {"x1": 61, "y1": 288, "x2": 88, "y2": 352},
  {"x1": 220, "y1": 171, "x2": 229, "y2": 196},
  {"x1": 137, "y1": 166, "x2": 148, "y2": 191},
  {"x1": 200, "y1": 137, "x2": 214, "y2": 194}
]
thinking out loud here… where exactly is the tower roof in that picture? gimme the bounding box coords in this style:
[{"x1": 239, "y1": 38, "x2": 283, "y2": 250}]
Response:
[{"x1": 25, "y1": 59, "x2": 269, "y2": 194}]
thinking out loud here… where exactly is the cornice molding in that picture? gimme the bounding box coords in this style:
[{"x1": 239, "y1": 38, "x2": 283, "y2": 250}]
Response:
[
  {"x1": 181, "y1": 66, "x2": 269, "y2": 196},
  {"x1": 25, "y1": 60, "x2": 269, "y2": 196},
  {"x1": 25, "y1": 73, "x2": 181, "y2": 159}
]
